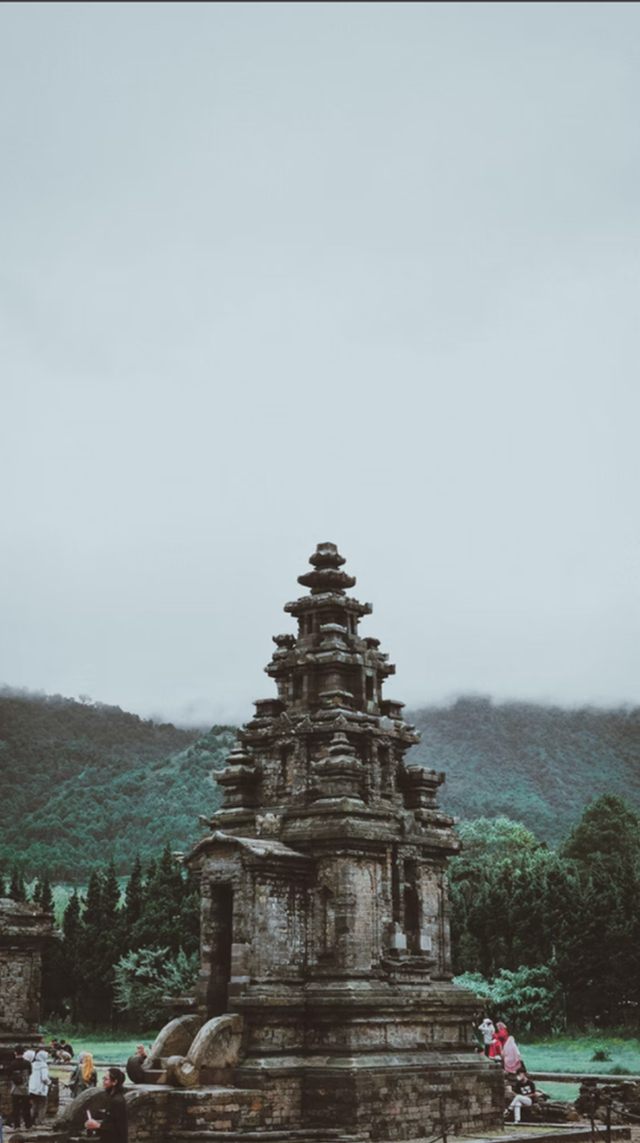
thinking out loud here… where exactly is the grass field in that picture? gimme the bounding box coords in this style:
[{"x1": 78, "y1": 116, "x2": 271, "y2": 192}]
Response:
[
  {"x1": 41, "y1": 1028, "x2": 161, "y2": 1065},
  {"x1": 520, "y1": 1035, "x2": 640, "y2": 1077},
  {"x1": 533, "y1": 1082, "x2": 580, "y2": 1101},
  {"x1": 43, "y1": 1028, "x2": 640, "y2": 1076}
]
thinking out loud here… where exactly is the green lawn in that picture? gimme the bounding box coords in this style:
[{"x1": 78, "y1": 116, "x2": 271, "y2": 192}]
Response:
[
  {"x1": 533, "y1": 1082, "x2": 580, "y2": 1102},
  {"x1": 520, "y1": 1036, "x2": 640, "y2": 1077},
  {"x1": 42, "y1": 1028, "x2": 640, "y2": 1077},
  {"x1": 41, "y1": 1027, "x2": 161, "y2": 1065}
]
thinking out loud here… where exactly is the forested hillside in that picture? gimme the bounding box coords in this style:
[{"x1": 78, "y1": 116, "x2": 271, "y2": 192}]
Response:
[
  {"x1": 405, "y1": 696, "x2": 640, "y2": 842},
  {"x1": 0, "y1": 688, "x2": 234, "y2": 879},
  {"x1": 3, "y1": 688, "x2": 639, "y2": 879}
]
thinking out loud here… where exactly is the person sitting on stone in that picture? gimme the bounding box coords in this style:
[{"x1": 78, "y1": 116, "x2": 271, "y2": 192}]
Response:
[
  {"x1": 86, "y1": 1067, "x2": 128, "y2": 1142},
  {"x1": 505, "y1": 1067, "x2": 548, "y2": 1123},
  {"x1": 125, "y1": 1044, "x2": 149, "y2": 1084}
]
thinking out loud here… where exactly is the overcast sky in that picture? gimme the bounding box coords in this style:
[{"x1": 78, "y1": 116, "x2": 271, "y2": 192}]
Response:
[{"x1": 1, "y1": 1, "x2": 638, "y2": 727}]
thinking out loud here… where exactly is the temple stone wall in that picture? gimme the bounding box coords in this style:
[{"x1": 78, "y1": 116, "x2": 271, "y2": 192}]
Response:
[
  {"x1": 0, "y1": 898, "x2": 54, "y2": 1116},
  {"x1": 0, "y1": 947, "x2": 39, "y2": 1033},
  {"x1": 121, "y1": 1081, "x2": 301, "y2": 1142},
  {"x1": 0, "y1": 898, "x2": 53, "y2": 1035},
  {"x1": 302, "y1": 1064, "x2": 505, "y2": 1139}
]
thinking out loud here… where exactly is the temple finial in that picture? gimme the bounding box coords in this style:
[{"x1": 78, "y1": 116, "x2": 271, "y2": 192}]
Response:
[{"x1": 297, "y1": 542, "x2": 356, "y2": 595}]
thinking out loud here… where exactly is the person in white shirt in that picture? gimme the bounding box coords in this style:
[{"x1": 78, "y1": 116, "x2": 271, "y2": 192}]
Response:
[{"x1": 478, "y1": 1017, "x2": 495, "y2": 1057}]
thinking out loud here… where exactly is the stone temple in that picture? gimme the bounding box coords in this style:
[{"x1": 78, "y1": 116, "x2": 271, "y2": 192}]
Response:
[
  {"x1": 184, "y1": 542, "x2": 503, "y2": 1141},
  {"x1": 0, "y1": 897, "x2": 53, "y2": 1112}
]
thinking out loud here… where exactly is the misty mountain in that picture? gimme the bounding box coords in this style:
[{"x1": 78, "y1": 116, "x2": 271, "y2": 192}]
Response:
[
  {"x1": 0, "y1": 687, "x2": 234, "y2": 880},
  {"x1": 2, "y1": 688, "x2": 639, "y2": 879},
  {"x1": 405, "y1": 695, "x2": 640, "y2": 843}
]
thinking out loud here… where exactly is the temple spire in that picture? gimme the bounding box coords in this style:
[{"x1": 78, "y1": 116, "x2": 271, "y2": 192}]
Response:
[{"x1": 297, "y1": 541, "x2": 356, "y2": 595}]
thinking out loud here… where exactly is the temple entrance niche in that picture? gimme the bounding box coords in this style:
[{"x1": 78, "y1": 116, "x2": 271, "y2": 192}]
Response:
[{"x1": 205, "y1": 884, "x2": 233, "y2": 1017}]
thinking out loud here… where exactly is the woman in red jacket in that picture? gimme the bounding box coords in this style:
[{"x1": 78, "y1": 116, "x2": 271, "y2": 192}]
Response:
[{"x1": 488, "y1": 1021, "x2": 509, "y2": 1060}]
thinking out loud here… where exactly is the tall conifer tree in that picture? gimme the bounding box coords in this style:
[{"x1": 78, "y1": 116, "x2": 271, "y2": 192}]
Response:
[{"x1": 9, "y1": 865, "x2": 26, "y2": 902}]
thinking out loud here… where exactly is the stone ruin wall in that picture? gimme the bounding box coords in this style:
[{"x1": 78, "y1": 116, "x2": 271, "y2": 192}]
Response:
[{"x1": 0, "y1": 897, "x2": 54, "y2": 1113}]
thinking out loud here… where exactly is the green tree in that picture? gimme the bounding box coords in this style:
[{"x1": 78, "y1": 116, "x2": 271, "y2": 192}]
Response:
[
  {"x1": 113, "y1": 946, "x2": 199, "y2": 1025},
  {"x1": 9, "y1": 865, "x2": 26, "y2": 902},
  {"x1": 124, "y1": 854, "x2": 144, "y2": 932},
  {"x1": 40, "y1": 875, "x2": 55, "y2": 914},
  {"x1": 561, "y1": 794, "x2": 640, "y2": 870},
  {"x1": 32, "y1": 875, "x2": 54, "y2": 913},
  {"x1": 77, "y1": 870, "x2": 111, "y2": 1023},
  {"x1": 455, "y1": 964, "x2": 564, "y2": 1033},
  {"x1": 560, "y1": 795, "x2": 640, "y2": 1026},
  {"x1": 43, "y1": 889, "x2": 82, "y2": 1021},
  {"x1": 131, "y1": 846, "x2": 189, "y2": 955}
]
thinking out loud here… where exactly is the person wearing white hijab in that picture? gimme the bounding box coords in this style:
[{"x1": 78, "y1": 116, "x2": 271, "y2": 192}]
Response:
[{"x1": 29, "y1": 1049, "x2": 51, "y2": 1125}]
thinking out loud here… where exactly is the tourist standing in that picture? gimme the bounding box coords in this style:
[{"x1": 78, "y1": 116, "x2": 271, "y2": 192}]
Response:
[
  {"x1": 29, "y1": 1049, "x2": 51, "y2": 1125},
  {"x1": 502, "y1": 1034, "x2": 524, "y2": 1077},
  {"x1": 86, "y1": 1067, "x2": 128, "y2": 1143},
  {"x1": 69, "y1": 1051, "x2": 97, "y2": 1098},
  {"x1": 478, "y1": 1017, "x2": 495, "y2": 1057},
  {"x1": 488, "y1": 1020, "x2": 509, "y2": 1060},
  {"x1": 9, "y1": 1047, "x2": 32, "y2": 1130}
]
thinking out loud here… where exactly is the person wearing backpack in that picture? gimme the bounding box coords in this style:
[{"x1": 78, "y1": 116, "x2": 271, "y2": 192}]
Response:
[{"x1": 9, "y1": 1047, "x2": 32, "y2": 1129}]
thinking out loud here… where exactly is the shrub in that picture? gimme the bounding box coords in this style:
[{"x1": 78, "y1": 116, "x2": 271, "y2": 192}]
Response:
[
  {"x1": 454, "y1": 964, "x2": 564, "y2": 1033},
  {"x1": 113, "y1": 947, "x2": 199, "y2": 1024}
]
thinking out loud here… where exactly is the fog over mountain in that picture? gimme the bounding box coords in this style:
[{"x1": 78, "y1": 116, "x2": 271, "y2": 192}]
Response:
[{"x1": 1, "y1": 686, "x2": 638, "y2": 878}]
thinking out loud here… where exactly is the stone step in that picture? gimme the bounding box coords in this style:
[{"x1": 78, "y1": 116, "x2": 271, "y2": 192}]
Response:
[
  {"x1": 531, "y1": 1072, "x2": 640, "y2": 1084},
  {"x1": 168, "y1": 1133, "x2": 369, "y2": 1143}
]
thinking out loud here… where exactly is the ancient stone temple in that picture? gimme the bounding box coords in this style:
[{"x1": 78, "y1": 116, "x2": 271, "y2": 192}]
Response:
[
  {"x1": 0, "y1": 897, "x2": 53, "y2": 1109},
  {"x1": 186, "y1": 543, "x2": 503, "y2": 1141},
  {"x1": 0, "y1": 898, "x2": 52, "y2": 1038}
]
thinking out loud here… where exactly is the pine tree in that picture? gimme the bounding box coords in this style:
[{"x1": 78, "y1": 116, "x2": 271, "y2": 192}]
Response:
[
  {"x1": 103, "y1": 859, "x2": 121, "y2": 943},
  {"x1": 124, "y1": 853, "x2": 144, "y2": 935},
  {"x1": 101, "y1": 858, "x2": 123, "y2": 1021},
  {"x1": 45, "y1": 889, "x2": 82, "y2": 1022},
  {"x1": 9, "y1": 865, "x2": 26, "y2": 902},
  {"x1": 132, "y1": 846, "x2": 185, "y2": 954},
  {"x1": 77, "y1": 870, "x2": 106, "y2": 1023},
  {"x1": 40, "y1": 875, "x2": 55, "y2": 914}
]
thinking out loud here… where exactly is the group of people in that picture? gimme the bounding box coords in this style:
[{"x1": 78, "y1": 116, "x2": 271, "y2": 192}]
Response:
[
  {"x1": 3, "y1": 1045, "x2": 52, "y2": 1131},
  {"x1": 477, "y1": 1016, "x2": 549, "y2": 1123},
  {"x1": 1, "y1": 1039, "x2": 129, "y2": 1142},
  {"x1": 49, "y1": 1036, "x2": 75, "y2": 1063}
]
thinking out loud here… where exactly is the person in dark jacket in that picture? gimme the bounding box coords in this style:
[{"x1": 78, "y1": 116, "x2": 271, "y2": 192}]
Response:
[
  {"x1": 125, "y1": 1044, "x2": 148, "y2": 1084},
  {"x1": 9, "y1": 1047, "x2": 32, "y2": 1129},
  {"x1": 505, "y1": 1067, "x2": 549, "y2": 1123},
  {"x1": 86, "y1": 1067, "x2": 128, "y2": 1143},
  {"x1": 69, "y1": 1052, "x2": 98, "y2": 1098}
]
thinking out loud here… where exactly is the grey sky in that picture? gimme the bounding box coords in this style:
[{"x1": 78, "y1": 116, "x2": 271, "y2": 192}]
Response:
[{"x1": 1, "y1": 1, "x2": 638, "y2": 727}]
